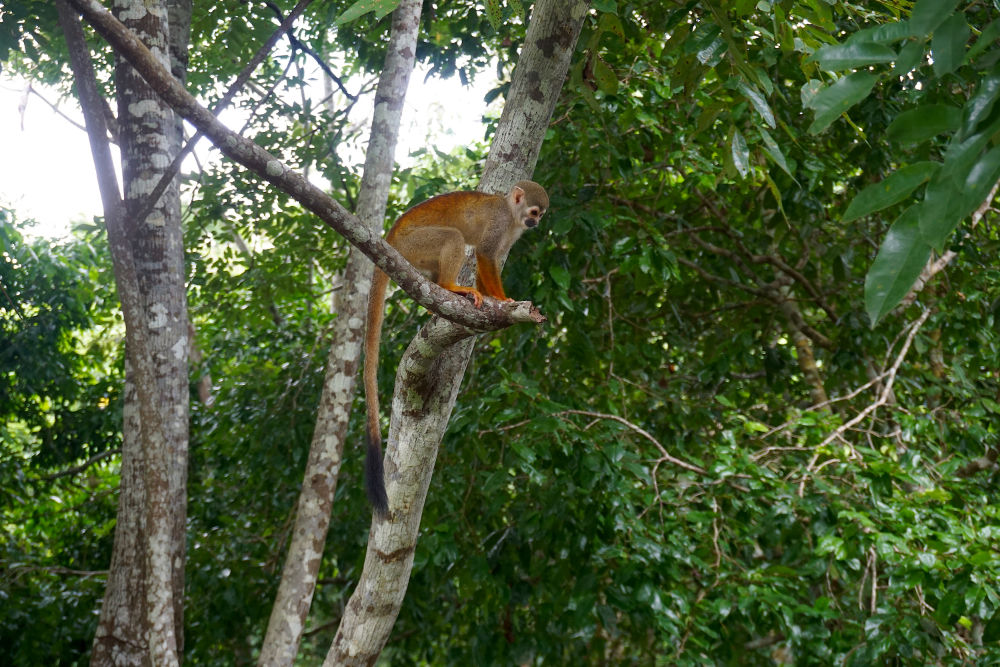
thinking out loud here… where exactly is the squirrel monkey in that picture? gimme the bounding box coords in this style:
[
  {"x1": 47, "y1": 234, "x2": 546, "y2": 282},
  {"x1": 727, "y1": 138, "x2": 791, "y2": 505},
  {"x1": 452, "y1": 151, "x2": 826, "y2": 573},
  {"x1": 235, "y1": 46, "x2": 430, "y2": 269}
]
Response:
[{"x1": 363, "y1": 181, "x2": 549, "y2": 515}]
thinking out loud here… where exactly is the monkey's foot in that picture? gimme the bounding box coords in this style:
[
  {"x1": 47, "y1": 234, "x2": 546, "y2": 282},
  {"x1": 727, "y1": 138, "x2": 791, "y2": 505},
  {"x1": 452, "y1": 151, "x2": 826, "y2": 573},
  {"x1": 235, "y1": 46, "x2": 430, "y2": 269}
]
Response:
[{"x1": 446, "y1": 286, "x2": 484, "y2": 308}]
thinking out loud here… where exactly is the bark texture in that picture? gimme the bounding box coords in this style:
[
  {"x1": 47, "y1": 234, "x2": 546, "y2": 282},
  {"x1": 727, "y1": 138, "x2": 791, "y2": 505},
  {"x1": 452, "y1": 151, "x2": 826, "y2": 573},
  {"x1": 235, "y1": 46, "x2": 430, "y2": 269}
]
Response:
[
  {"x1": 259, "y1": 2, "x2": 423, "y2": 663},
  {"x1": 113, "y1": 0, "x2": 190, "y2": 660},
  {"x1": 327, "y1": 2, "x2": 589, "y2": 663}
]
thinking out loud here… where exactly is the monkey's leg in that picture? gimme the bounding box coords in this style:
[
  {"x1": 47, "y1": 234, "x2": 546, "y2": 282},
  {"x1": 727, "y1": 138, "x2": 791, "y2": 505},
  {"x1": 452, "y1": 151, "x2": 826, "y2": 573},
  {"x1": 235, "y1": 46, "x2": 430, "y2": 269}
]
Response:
[
  {"x1": 475, "y1": 252, "x2": 510, "y2": 301},
  {"x1": 394, "y1": 227, "x2": 484, "y2": 307}
]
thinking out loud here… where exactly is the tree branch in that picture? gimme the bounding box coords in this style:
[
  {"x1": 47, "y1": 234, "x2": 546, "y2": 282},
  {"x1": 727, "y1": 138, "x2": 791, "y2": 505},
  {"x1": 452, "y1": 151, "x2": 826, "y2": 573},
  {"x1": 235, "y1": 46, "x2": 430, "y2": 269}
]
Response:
[
  {"x1": 64, "y1": 0, "x2": 543, "y2": 334},
  {"x1": 133, "y1": 0, "x2": 317, "y2": 231},
  {"x1": 556, "y1": 409, "x2": 707, "y2": 476},
  {"x1": 39, "y1": 449, "x2": 122, "y2": 481}
]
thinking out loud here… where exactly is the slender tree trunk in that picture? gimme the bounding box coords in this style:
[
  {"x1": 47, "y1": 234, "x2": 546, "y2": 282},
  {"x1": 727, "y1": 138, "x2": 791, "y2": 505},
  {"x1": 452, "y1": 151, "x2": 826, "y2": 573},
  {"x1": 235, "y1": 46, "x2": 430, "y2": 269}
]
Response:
[
  {"x1": 327, "y1": 2, "x2": 589, "y2": 663},
  {"x1": 259, "y1": 2, "x2": 423, "y2": 663},
  {"x1": 56, "y1": 2, "x2": 148, "y2": 662}
]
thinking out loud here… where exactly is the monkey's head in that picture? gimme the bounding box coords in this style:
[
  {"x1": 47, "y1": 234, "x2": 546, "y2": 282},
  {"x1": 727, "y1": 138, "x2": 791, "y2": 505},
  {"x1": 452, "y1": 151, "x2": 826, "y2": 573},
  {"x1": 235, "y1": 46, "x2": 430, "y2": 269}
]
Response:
[{"x1": 509, "y1": 180, "x2": 549, "y2": 229}]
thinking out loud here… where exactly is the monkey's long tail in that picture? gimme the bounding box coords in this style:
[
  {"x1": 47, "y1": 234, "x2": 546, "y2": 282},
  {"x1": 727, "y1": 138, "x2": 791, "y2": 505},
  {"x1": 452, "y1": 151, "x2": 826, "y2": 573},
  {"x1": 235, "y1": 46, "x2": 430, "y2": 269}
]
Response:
[{"x1": 364, "y1": 267, "x2": 391, "y2": 516}]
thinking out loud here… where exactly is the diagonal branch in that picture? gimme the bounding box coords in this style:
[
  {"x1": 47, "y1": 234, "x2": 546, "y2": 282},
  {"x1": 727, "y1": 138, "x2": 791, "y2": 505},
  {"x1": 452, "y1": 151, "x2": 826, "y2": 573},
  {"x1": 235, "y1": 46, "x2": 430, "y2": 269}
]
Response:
[
  {"x1": 133, "y1": 0, "x2": 317, "y2": 231},
  {"x1": 65, "y1": 0, "x2": 543, "y2": 334}
]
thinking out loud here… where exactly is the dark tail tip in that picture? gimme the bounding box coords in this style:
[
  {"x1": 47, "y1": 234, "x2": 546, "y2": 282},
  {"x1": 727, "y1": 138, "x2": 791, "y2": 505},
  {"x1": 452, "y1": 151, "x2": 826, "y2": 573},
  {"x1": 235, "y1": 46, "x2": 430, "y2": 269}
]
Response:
[{"x1": 365, "y1": 433, "x2": 389, "y2": 517}]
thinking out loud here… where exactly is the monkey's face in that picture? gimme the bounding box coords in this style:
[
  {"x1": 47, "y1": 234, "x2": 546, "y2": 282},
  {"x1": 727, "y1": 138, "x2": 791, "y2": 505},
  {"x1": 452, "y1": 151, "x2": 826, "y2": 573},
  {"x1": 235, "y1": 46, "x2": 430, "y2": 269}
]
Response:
[
  {"x1": 522, "y1": 205, "x2": 545, "y2": 229},
  {"x1": 509, "y1": 182, "x2": 549, "y2": 229}
]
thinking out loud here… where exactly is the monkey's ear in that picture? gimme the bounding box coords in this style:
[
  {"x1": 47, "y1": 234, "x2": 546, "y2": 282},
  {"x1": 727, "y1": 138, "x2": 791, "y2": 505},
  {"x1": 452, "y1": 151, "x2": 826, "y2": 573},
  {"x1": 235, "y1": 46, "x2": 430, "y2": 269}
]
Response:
[{"x1": 511, "y1": 185, "x2": 525, "y2": 204}]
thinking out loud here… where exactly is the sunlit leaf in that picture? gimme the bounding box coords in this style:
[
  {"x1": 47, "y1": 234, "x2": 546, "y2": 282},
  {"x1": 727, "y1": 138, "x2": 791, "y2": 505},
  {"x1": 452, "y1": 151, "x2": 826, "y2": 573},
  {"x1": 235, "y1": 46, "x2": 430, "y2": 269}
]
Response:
[
  {"x1": 731, "y1": 128, "x2": 750, "y2": 178},
  {"x1": 549, "y1": 265, "x2": 571, "y2": 291},
  {"x1": 598, "y1": 13, "x2": 625, "y2": 39},
  {"x1": 484, "y1": 0, "x2": 502, "y2": 31},
  {"x1": 334, "y1": 0, "x2": 399, "y2": 24},
  {"x1": 811, "y1": 42, "x2": 896, "y2": 70},
  {"x1": 759, "y1": 128, "x2": 792, "y2": 177},
  {"x1": 846, "y1": 20, "x2": 912, "y2": 45},
  {"x1": 508, "y1": 0, "x2": 526, "y2": 22},
  {"x1": 733, "y1": 79, "x2": 775, "y2": 128},
  {"x1": 593, "y1": 57, "x2": 618, "y2": 95}
]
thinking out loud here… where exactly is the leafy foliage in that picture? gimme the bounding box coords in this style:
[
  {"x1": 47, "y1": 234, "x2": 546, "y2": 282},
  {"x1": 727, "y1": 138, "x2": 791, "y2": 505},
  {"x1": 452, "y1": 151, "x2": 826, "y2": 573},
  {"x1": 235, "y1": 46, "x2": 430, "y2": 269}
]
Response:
[
  {"x1": 3, "y1": 0, "x2": 1000, "y2": 664},
  {"x1": 0, "y1": 212, "x2": 120, "y2": 664}
]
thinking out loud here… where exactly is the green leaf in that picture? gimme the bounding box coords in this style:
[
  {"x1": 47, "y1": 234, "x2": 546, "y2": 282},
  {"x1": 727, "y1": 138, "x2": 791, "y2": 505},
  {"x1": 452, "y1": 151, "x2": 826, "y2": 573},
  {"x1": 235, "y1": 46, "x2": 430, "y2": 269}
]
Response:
[
  {"x1": 733, "y1": 79, "x2": 775, "y2": 128},
  {"x1": 334, "y1": 0, "x2": 399, "y2": 24},
  {"x1": 847, "y1": 21, "x2": 913, "y2": 45},
  {"x1": 920, "y1": 162, "x2": 968, "y2": 251},
  {"x1": 731, "y1": 129, "x2": 750, "y2": 178},
  {"x1": 598, "y1": 13, "x2": 625, "y2": 40},
  {"x1": 893, "y1": 40, "x2": 926, "y2": 76},
  {"x1": 865, "y1": 206, "x2": 932, "y2": 326},
  {"x1": 800, "y1": 79, "x2": 822, "y2": 108},
  {"x1": 508, "y1": 0, "x2": 526, "y2": 22},
  {"x1": 687, "y1": 24, "x2": 727, "y2": 66},
  {"x1": 931, "y1": 12, "x2": 969, "y2": 76},
  {"x1": 549, "y1": 265, "x2": 571, "y2": 291},
  {"x1": 484, "y1": 0, "x2": 502, "y2": 31},
  {"x1": 592, "y1": 0, "x2": 617, "y2": 13},
  {"x1": 961, "y1": 67, "x2": 1000, "y2": 139},
  {"x1": 593, "y1": 58, "x2": 619, "y2": 95},
  {"x1": 759, "y1": 128, "x2": 792, "y2": 177},
  {"x1": 966, "y1": 19, "x2": 1000, "y2": 64},
  {"x1": 919, "y1": 122, "x2": 1000, "y2": 249},
  {"x1": 886, "y1": 105, "x2": 961, "y2": 145},
  {"x1": 843, "y1": 162, "x2": 940, "y2": 222},
  {"x1": 807, "y1": 73, "x2": 878, "y2": 134},
  {"x1": 910, "y1": 0, "x2": 960, "y2": 36},
  {"x1": 811, "y1": 42, "x2": 896, "y2": 71},
  {"x1": 960, "y1": 145, "x2": 1000, "y2": 219}
]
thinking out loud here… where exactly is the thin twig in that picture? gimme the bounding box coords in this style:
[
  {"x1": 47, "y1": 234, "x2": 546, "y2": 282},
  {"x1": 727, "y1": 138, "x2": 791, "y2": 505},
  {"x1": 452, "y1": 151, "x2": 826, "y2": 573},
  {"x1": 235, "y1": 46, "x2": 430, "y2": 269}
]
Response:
[
  {"x1": 133, "y1": 0, "x2": 318, "y2": 227},
  {"x1": 556, "y1": 409, "x2": 707, "y2": 476},
  {"x1": 39, "y1": 448, "x2": 122, "y2": 481},
  {"x1": 798, "y1": 308, "x2": 932, "y2": 496}
]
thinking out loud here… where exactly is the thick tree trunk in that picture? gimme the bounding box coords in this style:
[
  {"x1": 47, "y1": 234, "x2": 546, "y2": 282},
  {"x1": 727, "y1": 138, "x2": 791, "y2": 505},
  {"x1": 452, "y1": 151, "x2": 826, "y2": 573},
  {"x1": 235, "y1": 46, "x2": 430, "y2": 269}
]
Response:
[
  {"x1": 259, "y1": 2, "x2": 423, "y2": 663},
  {"x1": 68, "y1": 0, "x2": 192, "y2": 662},
  {"x1": 326, "y1": 2, "x2": 589, "y2": 663}
]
